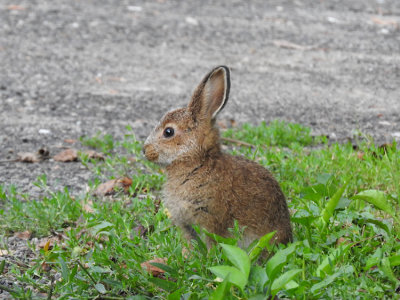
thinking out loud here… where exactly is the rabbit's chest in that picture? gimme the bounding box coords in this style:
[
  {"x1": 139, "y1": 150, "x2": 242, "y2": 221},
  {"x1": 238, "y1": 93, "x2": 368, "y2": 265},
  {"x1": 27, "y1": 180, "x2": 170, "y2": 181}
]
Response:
[{"x1": 162, "y1": 176, "x2": 215, "y2": 223}]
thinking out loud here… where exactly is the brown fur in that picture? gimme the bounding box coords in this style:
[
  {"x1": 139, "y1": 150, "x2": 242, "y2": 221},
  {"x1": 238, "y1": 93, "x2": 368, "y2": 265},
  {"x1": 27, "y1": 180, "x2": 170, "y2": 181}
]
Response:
[{"x1": 144, "y1": 66, "x2": 292, "y2": 247}]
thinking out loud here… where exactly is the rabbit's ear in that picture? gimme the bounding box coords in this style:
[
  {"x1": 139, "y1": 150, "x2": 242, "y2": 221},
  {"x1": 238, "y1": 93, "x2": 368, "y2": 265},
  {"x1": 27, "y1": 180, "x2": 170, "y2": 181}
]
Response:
[{"x1": 188, "y1": 66, "x2": 230, "y2": 122}]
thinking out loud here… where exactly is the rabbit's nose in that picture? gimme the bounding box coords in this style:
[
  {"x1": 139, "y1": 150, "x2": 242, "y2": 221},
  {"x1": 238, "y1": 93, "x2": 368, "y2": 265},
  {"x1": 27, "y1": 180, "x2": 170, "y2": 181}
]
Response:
[{"x1": 143, "y1": 144, "x2": 159, "y2": 162}]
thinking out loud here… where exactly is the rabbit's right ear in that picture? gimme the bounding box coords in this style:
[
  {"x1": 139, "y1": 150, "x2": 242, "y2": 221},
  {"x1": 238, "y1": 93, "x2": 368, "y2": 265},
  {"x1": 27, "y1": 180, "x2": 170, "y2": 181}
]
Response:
[{"x1": 188, "y1": 66, "x2": 230, "y2": 123}]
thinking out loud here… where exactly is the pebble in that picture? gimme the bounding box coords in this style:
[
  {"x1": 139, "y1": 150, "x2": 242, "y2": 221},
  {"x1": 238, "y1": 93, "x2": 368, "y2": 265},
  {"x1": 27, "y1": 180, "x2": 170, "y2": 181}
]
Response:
[{"x1": 38, "y1": 129, "x2": 51, "y2": 135}]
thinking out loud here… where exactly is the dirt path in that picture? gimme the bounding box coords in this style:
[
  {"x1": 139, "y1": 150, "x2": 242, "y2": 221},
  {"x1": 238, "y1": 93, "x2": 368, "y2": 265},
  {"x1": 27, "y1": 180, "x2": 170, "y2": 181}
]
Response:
[{"x1": 1, "y1": 0, "x2": 400, "y2": 195}]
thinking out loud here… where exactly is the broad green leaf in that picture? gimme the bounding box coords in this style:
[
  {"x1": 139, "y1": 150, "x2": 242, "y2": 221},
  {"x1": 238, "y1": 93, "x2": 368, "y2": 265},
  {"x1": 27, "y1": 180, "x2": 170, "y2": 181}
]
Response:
[
  {"x1": 353, "y1": 190, "x2": 393, "y2": 217},
  {"x1": 204, "y1": 231, "x2": 236, "y2": 245},
  {"x1": 209, "y1": 276, "x2": 231, "y2": 300},
  {"x1": 362, "y1": 218, "x2": 390, "y2": 235},
  {"x1": 291, "y1": 209, "x2": 319, "y2": 226},
  {"x1": 58, "y1": 257, "x2": 69, "y2": 281},
  {"x1": 364, "y1": 248, "x2": 382, "y2": 271},
  {"x1": 310, "y1": 271, "x2": 343, "y2": 294},
  {"x1": 311, "y1": 265, "x2": 353, "y2": 294},
  {"x1": 389, "y1": 255, "x2": 400, "y2": 267},
  {"x1": 220, "y1": 244, "x2": 250, "y2": 278},
  {"x1": 266, "y1": 243, "x2": 297, "y2": 280},
  {"x1": 209, "y1": 265, "x2": 247, "y2": 290},
  {"x1": 69, "y1": 265, "x2": 78, "y2": 283},
  {"x1": 168, "y1": 288, "x2": 184, "y2": 300},
  {"x1": 316, "y1": 244, "x2": 351, "y2": 277},
  {"x1": 320, "y1": 182, "x2": 348, "y2": 224},
  {"x1": 316, "y1": 173, "x2": 333, "y2": 185},
  {"x1": 248, "y1": 231, "x2": 276, "y2": 261},
  {"x1": 148, "y1": 277, "x2": 177, "y2": 292},
  {"x1": 271, "y1": 269, "x2": 302, "y2": 297},
  {"x1": 285, "y1": 280, "x2": 299, "y2": 290},
  {"x1": 248, "y1": 265, "x2": 268, "y2": 291},
  {"x1": 94, "y1": 283, "x2": 106, "y2": 294},
  {"x1": 380, "y1": 257, "x2": 399, "y2": 284},
  {"x1": 90, "y1": 221, "x2": 114, "y2": 235}
]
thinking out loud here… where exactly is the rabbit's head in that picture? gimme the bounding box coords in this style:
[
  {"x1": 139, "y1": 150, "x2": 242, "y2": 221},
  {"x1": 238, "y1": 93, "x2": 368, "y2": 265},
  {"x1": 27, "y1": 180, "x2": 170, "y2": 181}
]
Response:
[{"x1": 144, "y1": 66, "x2": 230, "y2": 166}]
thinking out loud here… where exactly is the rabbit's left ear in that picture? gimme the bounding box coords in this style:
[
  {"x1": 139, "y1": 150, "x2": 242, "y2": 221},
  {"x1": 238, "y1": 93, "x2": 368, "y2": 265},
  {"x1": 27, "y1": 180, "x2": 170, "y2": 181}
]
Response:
[{"x1": 188, "y1": 66, "x2": 230, "y2": 122}]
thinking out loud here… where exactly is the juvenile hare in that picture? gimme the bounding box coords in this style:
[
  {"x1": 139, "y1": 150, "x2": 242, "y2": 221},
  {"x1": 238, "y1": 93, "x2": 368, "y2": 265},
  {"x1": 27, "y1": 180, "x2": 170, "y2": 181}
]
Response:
[{"x1": 144, "y1": 66, "x2": 292, "y2": 246}]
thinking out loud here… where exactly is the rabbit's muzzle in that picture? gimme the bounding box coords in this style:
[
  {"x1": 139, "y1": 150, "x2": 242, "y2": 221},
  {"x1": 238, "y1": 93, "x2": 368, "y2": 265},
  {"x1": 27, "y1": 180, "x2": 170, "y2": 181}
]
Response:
[{"x1": 143, "y1": 144, "x2": 159, "y2": 162}]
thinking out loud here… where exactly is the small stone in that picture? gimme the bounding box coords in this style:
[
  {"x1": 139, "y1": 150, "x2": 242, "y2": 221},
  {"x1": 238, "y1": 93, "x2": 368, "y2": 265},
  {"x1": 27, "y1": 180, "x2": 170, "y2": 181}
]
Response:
[
  {"x1": 185, "y1": 16, "x2": 199, "y2": 26},
  {"x1": 38, "y1": 129, "x2": 51, "y2": 135}
]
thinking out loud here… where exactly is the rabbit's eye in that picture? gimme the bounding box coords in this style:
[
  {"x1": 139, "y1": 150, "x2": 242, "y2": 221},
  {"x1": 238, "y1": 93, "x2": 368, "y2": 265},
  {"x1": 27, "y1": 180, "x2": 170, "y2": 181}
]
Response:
[{"x1": 163, "y1": 127, "x2": 175, "y2": 138}]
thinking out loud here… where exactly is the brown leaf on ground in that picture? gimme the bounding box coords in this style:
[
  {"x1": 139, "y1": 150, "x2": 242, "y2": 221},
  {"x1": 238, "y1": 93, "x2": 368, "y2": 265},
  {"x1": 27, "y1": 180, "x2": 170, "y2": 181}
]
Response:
[
  {"x1": 37, "y1": 236, "x2": 62, "y2": 250},
  {"x1": 83, "y1": 150, "x2": 105, "y2": 160},
  {"x1": 14, "y1": 230, "x2": 32, "y2": 240},
  {"x1": 64, "y1": 139, "x2": 77, "y2": 144},
  {"x1": 17, "y1": 147, "x2": 49, "y2": 163},
  {"x1": 357, "y1": 151, "x2": 365, "y2": 160},
  {"x1": 94, "y1": 177, "x2": 133, "y2": 196},
  {"x1": 132, "y1": 224, "x2": 154, "y2": 238},
  {"x1": 127, "y1": 157, "x2": 136, "y2": 164},
  {"x1": 41, "y1": 262, "x2": 52, "y2": 272},
  {"x1": 108, "y1": 89, "x2": 119, "y2": 95},
  {"x1": 336, "y1": 237, "x2": 350, "y2": 247},
  {"x1": 133, "y1": 224, "x2": 148, "y2": 237},
  {"x1": 141, "y1": 257, "x2": 167, "y2": 277},
  {"x1": 83, "y1": 200, "x2": 95, "y2": 213},
  {"x1": 7, "y1": 5, "x2": 26, "y2": 10},
  {"x1": 53, "y1": 148, "x2": 78, "y2": 162},
  {"x1": 17, "y1": 152, "x2": 40, "y2": 163},
  {"x1": 371, "y1": 16, "x2": 398, "y2": 27}
]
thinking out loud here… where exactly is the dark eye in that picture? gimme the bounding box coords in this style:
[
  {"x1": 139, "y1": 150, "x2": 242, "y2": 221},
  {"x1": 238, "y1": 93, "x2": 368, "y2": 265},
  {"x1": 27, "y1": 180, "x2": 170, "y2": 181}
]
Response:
[{"x1": 163, "y1": 127, "x2": 174, "y2": 138}]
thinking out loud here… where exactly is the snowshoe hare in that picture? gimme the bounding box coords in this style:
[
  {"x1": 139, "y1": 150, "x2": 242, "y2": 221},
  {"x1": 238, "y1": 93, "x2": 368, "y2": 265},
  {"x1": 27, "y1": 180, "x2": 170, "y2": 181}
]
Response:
[{"x1": 144, "y1": 66, "x2": 292, "y2": 247}]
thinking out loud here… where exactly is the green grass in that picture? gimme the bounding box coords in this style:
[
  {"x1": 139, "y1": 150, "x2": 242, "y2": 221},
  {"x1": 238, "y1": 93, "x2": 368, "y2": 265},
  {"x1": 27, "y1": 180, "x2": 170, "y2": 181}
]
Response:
[{"x1": 0, "y1": 122, "x2": 399, "y2": 299}]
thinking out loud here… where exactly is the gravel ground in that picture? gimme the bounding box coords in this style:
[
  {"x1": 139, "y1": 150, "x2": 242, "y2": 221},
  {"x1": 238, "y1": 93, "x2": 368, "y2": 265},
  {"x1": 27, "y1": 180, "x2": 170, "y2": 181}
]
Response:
[{"x1": 0, "y1": 0, "x2": 399, "y2": 297}]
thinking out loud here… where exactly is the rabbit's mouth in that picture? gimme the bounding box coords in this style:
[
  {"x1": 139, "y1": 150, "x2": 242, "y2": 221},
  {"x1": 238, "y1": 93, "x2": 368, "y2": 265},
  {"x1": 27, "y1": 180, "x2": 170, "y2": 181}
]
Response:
[{"x1": 143, "y1": 144, "x2": 159, "y2": 162}]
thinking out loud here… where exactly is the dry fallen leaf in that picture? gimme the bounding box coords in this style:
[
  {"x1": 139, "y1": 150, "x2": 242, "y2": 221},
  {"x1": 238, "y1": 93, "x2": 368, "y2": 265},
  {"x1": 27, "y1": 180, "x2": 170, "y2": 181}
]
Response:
[
  {"x1": 133, "y1": 224, "x2": 148, "y2": 237},
  {"x1": 17, "y1": 152, "x2": 40, "y2": 163},
  {"x1": 64, "y1": 139, "x2": 77, "y2": 144},
  {"x1": 7, "y1": 5, "x2": 25, "y2": 10},
  {"x1": 357, "y1": 151, "x2": 365, "y2": 160},
  {"x1": 37, "y1": 236, "x2": 62, "y2": 250},
  {"x1": 108, "y1": 89, "x2": 119, "y2": 95},
  {"x1": 53, "y1": 148, "x2": 78, "y2": 162},
  {"x1": 83, "y1": 200, "x2": 95, "y2": 213},
  {"x1": 84, "y1": 150, "x2": 105, "y2": 160},
  {"x1": 14, "y1": 230, "x2": 32, "y2": 240},
  {"x1": 94, "y1": 177, "x2": 133, "y2": 196},
  {"x1": 41, "y1": 262, "x2": 52, "y2": 272},
  {"x1": 141, "y1": 257, "x2": 167, "y2": 277},
  {"x1": 371, "y1": 16, "x2": 398, "y2": 27},
  {"x1": 336, "y1": 237, "x2": 350, "y2": 247}
]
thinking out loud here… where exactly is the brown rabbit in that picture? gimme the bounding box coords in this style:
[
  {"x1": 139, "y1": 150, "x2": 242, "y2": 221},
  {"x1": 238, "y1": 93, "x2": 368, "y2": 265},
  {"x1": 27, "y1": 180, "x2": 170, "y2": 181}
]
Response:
[{"x1": 143, "y1": 66, "x2": 292, "y2": 247}]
